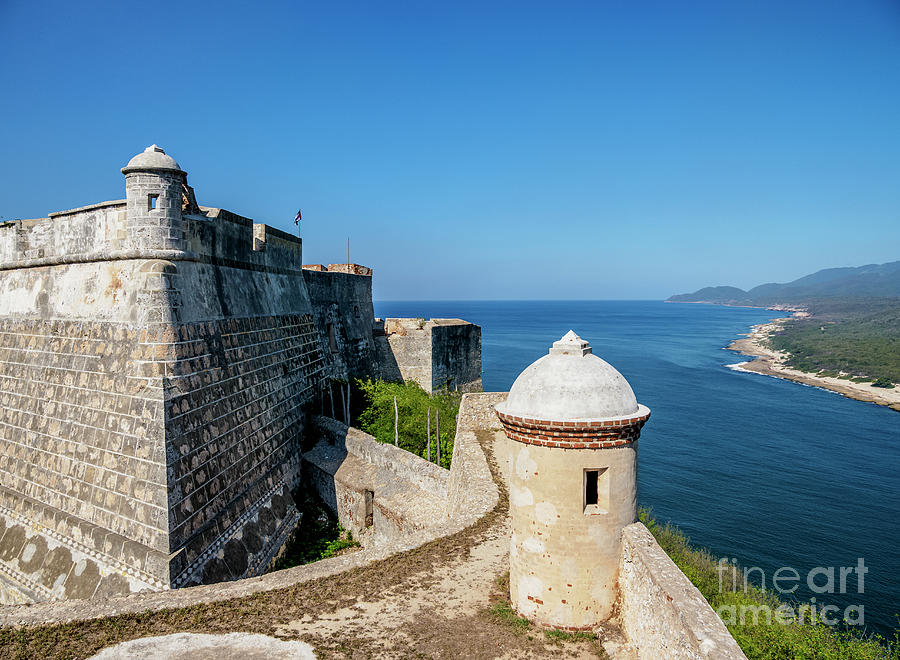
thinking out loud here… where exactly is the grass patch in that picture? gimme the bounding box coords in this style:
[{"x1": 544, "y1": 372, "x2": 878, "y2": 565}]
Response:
[
  {"x1": 544, "y1": 628, "x2": 596, "y2": 644},
  {"x1": 489, "y1": 601, "x2": 532, "y2": 634},
  {"x1": 639, "y1": 508, "x2": 900, "y2": 660}
]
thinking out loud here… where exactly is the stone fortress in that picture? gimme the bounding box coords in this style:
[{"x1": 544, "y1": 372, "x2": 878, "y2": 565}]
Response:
[
  {"x1": 0, "y1": 146, "x2": 479, "y2": 603},
  {"x1": 0, "y1": 147, "x2": 746, "y2": 658}
]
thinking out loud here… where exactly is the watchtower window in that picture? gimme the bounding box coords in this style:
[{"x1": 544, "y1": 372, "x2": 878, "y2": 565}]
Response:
[
  {"x1": 584, "y1": 468, "x2": 610, "y2": 514},
  {"x1": 327, "y1": 323, "x2": 338, "y2": 353},
  {"x1": 148, "y1": 194, "x2": 159, "y2": 211}
]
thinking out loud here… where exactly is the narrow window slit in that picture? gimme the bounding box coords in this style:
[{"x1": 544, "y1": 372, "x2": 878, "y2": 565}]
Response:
[
  {"x1": 364, "y1": 490, "x2": 374, "y2": 528},
  {"x1": 584, "y1": 467, "x2": 609, "y2": 514}
]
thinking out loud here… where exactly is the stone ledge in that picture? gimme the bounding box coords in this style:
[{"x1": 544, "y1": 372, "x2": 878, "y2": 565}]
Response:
[{"x1": 48, "y1": 200, "x2": 127, "y2": 218}]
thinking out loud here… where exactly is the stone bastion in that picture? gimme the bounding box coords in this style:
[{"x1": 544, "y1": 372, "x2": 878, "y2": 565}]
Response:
[{"x1": 0, "y1": 146, "x2": 480, "y2": 605}]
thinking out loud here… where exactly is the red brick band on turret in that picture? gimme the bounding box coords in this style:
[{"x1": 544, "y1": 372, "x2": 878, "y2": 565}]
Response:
[{"x1": 496, "y1": 410, "x2": 650, "y2": 449}]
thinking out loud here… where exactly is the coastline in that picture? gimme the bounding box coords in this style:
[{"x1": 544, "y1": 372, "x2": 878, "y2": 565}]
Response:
[{"x1": 725, "y1": 314, "x2": 900, "y2": 412}]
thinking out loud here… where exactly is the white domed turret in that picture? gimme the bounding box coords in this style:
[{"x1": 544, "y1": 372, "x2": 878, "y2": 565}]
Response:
[
  {"x1": 122, "y1": 145, "x2": 187, "y2": 251},
  {"x1": 496, "y1": 331, "x2": 650, "y2": 630},
  {"x1": 121, "y1": 144, "x2": 185, "y2": 175},
  {"x1": 499, "y1": 330, "x2": 640, "y2": 421}
]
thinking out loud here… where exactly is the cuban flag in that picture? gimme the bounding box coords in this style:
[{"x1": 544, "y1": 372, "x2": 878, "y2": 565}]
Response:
[{"x1": 294, "y1": 208, "x2": 302, "y2": 225}]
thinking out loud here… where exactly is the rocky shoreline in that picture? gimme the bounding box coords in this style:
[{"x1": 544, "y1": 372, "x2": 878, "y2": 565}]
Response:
[{"x1": 726, "y1": 314, "x2": 900, "y2": 413}]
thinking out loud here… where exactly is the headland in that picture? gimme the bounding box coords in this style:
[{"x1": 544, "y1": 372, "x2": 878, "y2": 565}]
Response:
[{"x1": 726, "y1": 314, "x2": 900, "y2": 412}]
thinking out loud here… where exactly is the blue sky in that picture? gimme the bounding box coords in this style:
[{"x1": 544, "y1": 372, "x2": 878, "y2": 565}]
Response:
[{"x1": 1, "y1": 1, "x2": 899, "y2": 300}]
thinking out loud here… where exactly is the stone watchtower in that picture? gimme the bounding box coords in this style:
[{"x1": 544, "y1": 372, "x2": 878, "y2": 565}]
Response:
[
  {"x1": 496, "y1": 331, "x2": 650, "y2": 630},
  {"x1": 121, "y1": 144, "x2": 187, "y2": 251}
]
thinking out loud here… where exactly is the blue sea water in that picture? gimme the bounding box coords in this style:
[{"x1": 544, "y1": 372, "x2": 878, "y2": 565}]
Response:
[{"x1": 374, "y1": 300, "x2": 900, "y2": 636}]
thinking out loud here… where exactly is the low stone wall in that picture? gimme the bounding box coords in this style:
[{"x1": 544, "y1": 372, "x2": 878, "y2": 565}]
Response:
[
  {"x1": 303, "y1": 417, "x2": 449, "y2": 546},
  {"x1": 618, "y1": 523, "x2": 747, "y2": 659}
]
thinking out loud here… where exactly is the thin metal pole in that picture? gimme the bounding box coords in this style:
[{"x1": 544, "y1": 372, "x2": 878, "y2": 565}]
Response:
[
  {"x1": 339, "y1": 383, "x2": 347, "y2": 425},
  {"x1": 328, "y1": 381, "x2": 335, "y2": 419},
  {"x1": 394, "y1": 396, "x2": 399, "y2": 446},
  {"x1": 345, "y1": 382, "x2": 351, "y2": 425}
]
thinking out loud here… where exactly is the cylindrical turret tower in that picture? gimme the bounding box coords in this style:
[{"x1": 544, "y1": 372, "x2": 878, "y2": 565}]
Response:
[
  {"x1": 121, "y1": 145, "x2": 187, "y2": 251},
  {"x1": 496, "y1": 331, "x2": 650, "y2": 630}
]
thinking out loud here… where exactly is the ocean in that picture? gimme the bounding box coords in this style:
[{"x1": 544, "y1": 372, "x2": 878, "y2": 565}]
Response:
[{"x1": 374, "y1": 300, "x2": 900, "y2": 636}]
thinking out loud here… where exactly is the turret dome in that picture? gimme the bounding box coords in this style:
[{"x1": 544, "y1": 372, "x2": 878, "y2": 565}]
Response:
[
  {"x1": 121, "y1": 145, "x2": 185, "y2": 174},
  {"x1": 496, "y1": 331, "x2": 643, "y2": 421}
]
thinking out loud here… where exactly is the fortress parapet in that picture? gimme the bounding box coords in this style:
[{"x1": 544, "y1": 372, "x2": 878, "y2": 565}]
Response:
[
  {"x1": 0, "y1": 146, "x2": 302, "y2": 276},
  {"x1": 496, "y1": 331, "x2": 650, "y2": 630}
]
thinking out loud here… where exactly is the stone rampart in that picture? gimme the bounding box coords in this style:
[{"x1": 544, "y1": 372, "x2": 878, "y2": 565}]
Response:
[
  {"x1": 0, "y1": 202, "x2": 127, "y2": 267},
  {"x1": 302, "y1": 268, "x2": 378, "y2": 382}
]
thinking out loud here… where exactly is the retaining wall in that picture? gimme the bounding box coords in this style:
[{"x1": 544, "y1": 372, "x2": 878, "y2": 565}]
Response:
[{"x1": 303, "y1": 417, "x2": 449, "y2": 546}]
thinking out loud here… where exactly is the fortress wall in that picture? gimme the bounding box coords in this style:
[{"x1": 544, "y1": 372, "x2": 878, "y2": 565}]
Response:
[
  {"x1": 382, "y1": 320, "x2": 432, "y2": 390},
  {"x1": 0, "y1": 258, "x2": 178, "y2": 604},
  {"x1": 162, "y1": 308, "x2": 324, "y2": 588},
  {"x1": 302, "y1": 268, "x2": 378, "y2": 381},
  {"x1": 618, "y1": 523, "x2": 748, "y2": 659},
  {"x1": 0, "y1": 202, "x2": 328, "y2": 600},
  {"x1": 120, "y1": 222, "x2": 325, "y2": 588},
  {"x1": 380, "y1": 319, "x2": 483, "y2": 393}
]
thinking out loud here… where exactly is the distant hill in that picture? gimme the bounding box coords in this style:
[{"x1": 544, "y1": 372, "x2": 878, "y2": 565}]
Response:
[{"x1": 668, "y1": 260, "x2": 900, "y2": 305}]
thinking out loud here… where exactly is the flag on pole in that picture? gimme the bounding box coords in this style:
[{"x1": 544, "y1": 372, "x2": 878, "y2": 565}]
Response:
[{"x1": 294, "y1": 209, "x2": 302, "y2": 225}]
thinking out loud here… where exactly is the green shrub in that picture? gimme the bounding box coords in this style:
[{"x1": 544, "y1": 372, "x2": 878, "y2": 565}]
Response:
[
  {"x1": 356, "y1": 378, "x2": 461, "y2": 468},
  {"x1": 872, "y1": 377, "x2": 895, "y2": 389}
]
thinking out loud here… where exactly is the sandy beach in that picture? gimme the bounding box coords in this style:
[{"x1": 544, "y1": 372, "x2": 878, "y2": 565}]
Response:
[{"x1": 726, "y1": 313, "x2": 900, "y2": 412}]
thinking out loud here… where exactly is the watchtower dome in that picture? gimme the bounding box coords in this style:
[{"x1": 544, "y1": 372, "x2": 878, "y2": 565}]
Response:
[
  {"x1": 122, "y1": 145, "x2": 187, "y2": 251},
  {"x1": 496, "y1": 331, "x2": 650, "y2": 629}
]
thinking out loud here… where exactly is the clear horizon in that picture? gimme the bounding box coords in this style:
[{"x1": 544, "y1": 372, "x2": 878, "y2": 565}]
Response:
[{"x1": 2, "y1": 1, "x2": 899, "y2": 300}]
